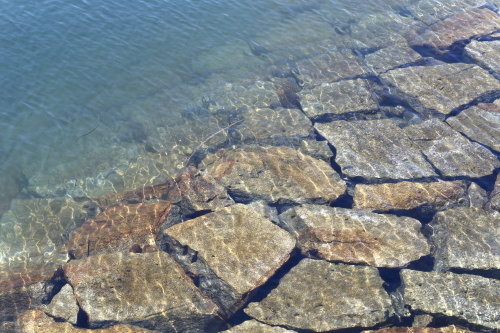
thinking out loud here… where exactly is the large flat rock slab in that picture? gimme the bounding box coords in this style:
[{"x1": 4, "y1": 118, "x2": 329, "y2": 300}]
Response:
[
  {"x1": 362, "y1": 326, "x2": 473, "y2": 333},
  {"x1": 407, "y1": 8, "x2": 500, "y2": 54},
  {"x1": 201, "y1": 146, "x2": 346, "y2": 204},
  {"x1": 353, "y1": 180, "x2": 468, "y2": 211},
  {"x1": 299, "y1": 79, "x2": 379, "y2": 121},
  {"x1": 65, "y1": 201, "x2": 172, "y2": 259},
  {"x1": 280, "y1": 205, "x2": 429, "y2": 268},
  {"x1": 402, "y1": 119, "x2": 500, "y2": 178},
  {"x1": 446, "y1": 102, "x2": 500, "y2": 152},
  {"x1": 430, "y1": 207, "x2": 500, "y2": 271},
  {"x1": 245, "y1": 259, "x2": 394, "y2": 331},
  {"x1": 465, "y1": 40, "x2": 500, "y2": 75},
  {"x1": 165, "y1": 204, "x2": 295, "y2": 295},
  {"x1": 224, "y1": 319, "x2": 297, "y2": 333},
  {"x1": 63, "y1": 252, "x2": 222, "y2": 332},
  {"x1": 401, "y1": 270, "x2": 500, "y2": 330},
  {"x1": 315, "y1": 120, "x2": 437, "y2": 180},
  {"x1": 365, "y1": 42, "x2": 423, "y2": 74},
  {"x1": 18, "y1": 310, "x2": 160, "y2": 333},
  {"x1": 380, "y1": 63, "x2": 500, "y2": 115}
]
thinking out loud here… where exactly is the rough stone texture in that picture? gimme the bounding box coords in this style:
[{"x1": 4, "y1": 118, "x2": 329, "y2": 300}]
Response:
[
  {"x1": 466, "y1": 182, "x2": 488, "y2": 209},
  {"x1": 430, "y1": 207, "x2": 500, "y2": 271},
  {"x1": 403, "y1": 119, "x2": 500, "y2": 178},
  {"x1": 64, "y1": 201, "x2": 172, "y2": 259},
  {"x1": 236, "y1": 107, "x2": 312, "y2": 142},
  {"x1": 41, "y1": 284, "x2": 79, "y2": 324},
  {"x1": 488, "y1": 173, "x2": 500, "y2": 211},
  {"x1": 407, "y1": 8, "x2": 500, "y2": 53},
  {"x1": 245, "y1": 259, "x2": 394, "y2": 331},
  {"x1": 0, "y1": 197, "x2": 97, "y2": 261},
  {"x1": 279, "y1": 205, "x2": 429, "y2": 267},
  {"x1": 18, "y1": 310, "x2": 160, "y2": 333},
  {"x1": 0, "y1": 254, "x2": 68, "y2": 324},
  {"x1": 315, "y1": 119, "x2": 437, "y2": 180},
  {"x1": 401, "y1": 270, "x2": 500, "y2": 330},
  {"x1": 404, "y1": 0, "x2": 493, "y2": 25},
  {"x1": 165, "y1": 204, "x2": 295, "y2": 295},
  {"x1": 225, "y1": 320, "x2": 297, "y2": 333},
  {"x1": 353, "y1": 180, "x2": 468, "y2": 211},
  {"x1": 295, "y1": 51, "x2": 369, "y2": 89},
  {"x1": 95, "y1": 167, "x2": 234, "y2": 214},
  {"x1": 201, "y1": 146, "x2": 346, "y2": 204},
  {"x1": 63, "y1": 252, "x2": 223, "y2": 332},
  {"x1": 465, "y1": 40, "x2": 500, "y2": 75},
  {"x1": 365, "y1": 43, "x2": 423, "y2": 74},
  {"x1": 361, "y1": 326, "x2": 474, "y2": 333},
  {"x1": 299, "y1": 79, "x2": 379, "y2": 121},
  {"x1": 446, "y1": 103, "x2": 500, "y2": 152},
  {"x1": 380, "y1": 63, "x2": 500, "y2": 116}
]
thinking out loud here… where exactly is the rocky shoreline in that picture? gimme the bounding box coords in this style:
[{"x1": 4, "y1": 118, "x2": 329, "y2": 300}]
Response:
[{"x1": 1, "y1": 0, "x2": 500, "y2": 332}]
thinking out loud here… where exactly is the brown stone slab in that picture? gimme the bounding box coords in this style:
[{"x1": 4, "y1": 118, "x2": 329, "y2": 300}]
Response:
[
  {"x1": 165, "y1": 204, "x2": 295, "y2": 295},
  {"x1": 65, "y1": 201, "x2": 172, "y2": 259}
]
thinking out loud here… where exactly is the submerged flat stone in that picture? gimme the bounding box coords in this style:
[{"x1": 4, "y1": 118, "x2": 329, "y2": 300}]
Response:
[
  {"x1": 63, "y1": 252, "x2": 222, "y2": 332},
  {"x1": 65, "y1": 201, "x2": 172, "y2": 259},
  {"x1": 380, "y1": 63, "x2": 500, "y2": 115},
  {"x1": 407, "y1": 8, "x2": 500, "y2": 53},
  {"x1": 296, "y1": 51, "x2": 369, "y2": 88},
  {"x1": 487, "y1": 174, "x2": 500, "y2": 211},
  {"x1": 202, "y1": 146, "x2": 346, "y2": 204},
  {"x1": 402, "y1": 119, "x2": 500, "y2": 178},
  {"x1": 430, "y1": 207, "x2": 500, "y2": 271},
  {"x1": 299, "y1": 79, "x2": 378, "y2": 121},
  {"x1": 245, "y1": 259, "x2": 394, "y2": 331},
  {"x1": 361, "y1": 326, "x2": 474, "y2": 333},
  {"x1": 353, "y1": 180, "x2": 468, "y2": 211},
  {"x1": 315, "y1": 119, "x2": 437, "y2": 180},
  {"x1": 41, "y1": 283, "x2": 79, "y2": 324},
  {"x1": 446, "y1": 103, "x2": 500, "y2": 152},
  {"x1": 280, "y1": 205, "x2": 429, "y2": 268},
  {"x1": 401, "y1": 270, "x2": 500, "y2": 330},
  {"x1": 18, "y1": 310, "x2": 160, "y2": 333},
  {"x1": 465, "y1": 40, "x2": 500, "y2": 75},
  {"x1": 224, "y1": 319, "x2": 297, "y2": 333},
  {"x1": 365, "y1": 42, "x2": 423, "y2": 74},
  {"x1": 165, "y1": 204, "x2": 295, "y2": 295}
]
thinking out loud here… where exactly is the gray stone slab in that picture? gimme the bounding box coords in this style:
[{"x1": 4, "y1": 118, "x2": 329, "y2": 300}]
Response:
[
  {"x1": 430, "y1": 207, "x2": 500, "y2": 271},
  {"x1": 224, "y1": 320, "x2": 297, "y2": 333},
  {"x1": 41, "y1": 284, "x2": 79, "y2": 324},
  {"x1": 299, "y1": 79, "x2": 379, "y2": 121},
  {"x1": 401, "y1": 269, "x2": 500, "y2": 330},
  {"x1": 380, "y1": 63, "x2": 500, "y2": 115},
  {"x1": 245, "y1": 259, "x2": 394, "y2": 331},
  {"x1": 315, "y1": 119, "x2": 437, "y2": 180},
  {"x1": 446, "y1": 103, "x2": 500, "y2": 152},
  {"x1": 365, "y1": 43, "x2": 423, "y2": 74},
  {"x1": 465, "y1": 40, "x2": 500, "y2": 75}
]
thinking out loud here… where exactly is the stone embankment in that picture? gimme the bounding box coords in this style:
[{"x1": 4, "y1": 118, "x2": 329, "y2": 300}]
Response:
[{"x1": 1, "y1": 0, "x2": 499, "y2": 332}]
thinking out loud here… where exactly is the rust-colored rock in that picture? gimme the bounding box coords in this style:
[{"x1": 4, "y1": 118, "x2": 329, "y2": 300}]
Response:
[
  {"x1": 65, "y1": 201, "x2": 171, "y2": 259},
  {"x1": 201, "y1": 146, "x2": 346, "y2": 204},
  {"x1": 353, "y1": 180, "x2": 468, "y2": 211},
  {"x1": 18, "y1": 310, "x2": 160, "y2": 333},
  {"x1": 280, "y1": 205, "x2": 429, "y2": 268}
]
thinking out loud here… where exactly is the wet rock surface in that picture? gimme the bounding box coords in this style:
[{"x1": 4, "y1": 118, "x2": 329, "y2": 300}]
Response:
[
  {"x1": 224, "y1": 319, "x2": 297, "y2": 333},
  {"x1": 316, "y1": 119, "x2": 437, "y2": 180},
  {"x1": 279, "y1": 205, "x2": 429, "y2": 267},
  {"x1": 401, "y1": 270, "x2": 500, "y2": 330},
  {"x1": 446, "y1": 102, "x2": 500, "y2": 152},
  {"x1": 361, "y1": 326, "x2": 474, "y2": 333},
  {"x1": 63, "y1": 252, "x2": 223, "y2": 332},
  {"x1": 201, "y1": 146, "x2": 346, "y2": 204},
  {"x1": 164, "y1": 204, "x2": 295, "y2": 296},
  {"x1": 465, "y1": 40, "x2": 500, "y2": 76},
  {"x1": 365, "y1": 43, "x2": 423, "y2": 74},
  {"x1": 40, "y1": 283, "x2": 79, "y2": 324},
  {"x1": 18, "y1": 310, "x2": 160, "y2": 333},
  {"x1": 245, "y1": 259, "x2": 394, "y2": 331},
  {"x1": 430, "y1": 207, "x2": 500, "y2": 271},
  {"x1": 299, "y1": 79, "x2": 379, "y2": 121},
  {"x1": 380, "y1": 64, "x2": 500, "y2": 116},
  {"x1": 353, "y1": 180, "x2": 468, "y2": 211},
  {"x1": 64, "y1": 201, "x2": 171, "y2": 259}
]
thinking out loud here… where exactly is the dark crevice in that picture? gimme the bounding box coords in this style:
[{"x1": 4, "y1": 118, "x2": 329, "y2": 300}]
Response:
[
  {"x1": 420, "y1": 152, "x2": 443, "y2": 178},
  {"x1": 452, "y1": 129, "x2": 500, "y2": 157},
  {"x1": 227, "y1": 252, "x2": 303, "y2": 327},
  {"x1": 331, "y1": 180, "x2": 355, "y2": 209},
  {"x1": 421, "y1": 311, "x2": 496, "y2": 332},
  {"x1": 445, "y1": 90, "x2": 500, "y2": 119},
  {"x1": 448, "y1": 267, "x2": 500, "y2": 280},
  {"x1": 41, "y1": 266, "x2": 67, "y2": 305},
  {"x1": 76, "y1": 308, "x2": 90, "y2": 328},
  {"x1": 373, "y1": 206, "x2": 439, "y2": 224},
  {"x1": 311, "y1": 109, "x2": 381, "y2": 123},
  {"x1": 183, "y1": 209, "x2": 213, "y2": 220},
  {"x1": 405, "y1": 255, "x2": 435, "y2": 272}
]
